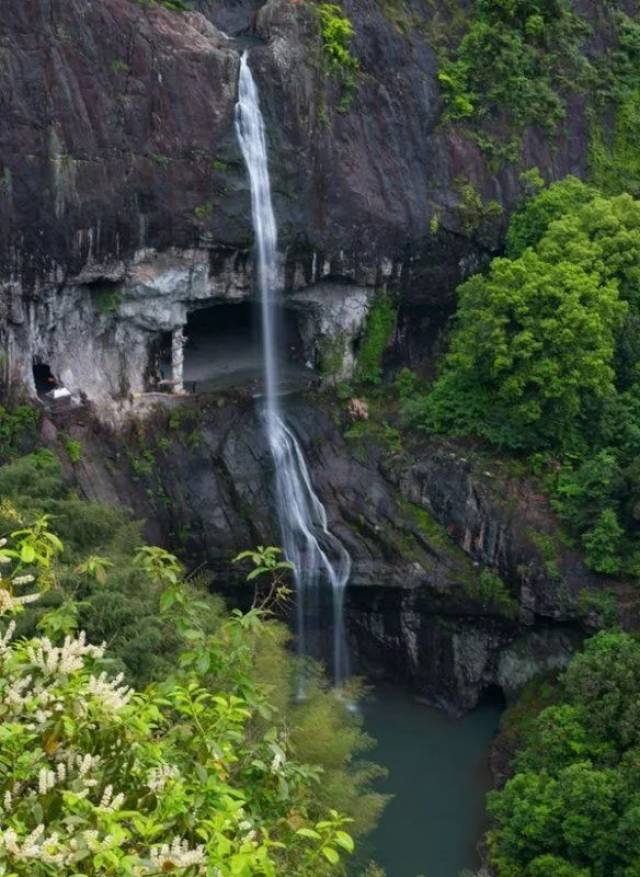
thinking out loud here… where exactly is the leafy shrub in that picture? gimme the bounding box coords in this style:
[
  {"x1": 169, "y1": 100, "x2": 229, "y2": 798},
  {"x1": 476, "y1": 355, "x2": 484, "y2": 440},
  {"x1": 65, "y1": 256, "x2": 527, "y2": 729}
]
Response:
[
  {"x1": 64, "y1": 438, "x2": 82, "y2": 464},
  {"x1": 316, "y1": 3, "x2": 359, "y2": 109},
  {"x1": 466, "y1": 569, "x2": 519, "y2": 619},
  {"x1": 455, "y1": 178, "x2": 503, "y2": 238},
  {"x1": 394, "y1": 368, "x2": 419, "y2": 400},
  {"x1": 0, "y1": 404, "x2": 40, "y2": 462},
  {"x1": 0, "y1": 529, "x2": 357, "y2": 876}
]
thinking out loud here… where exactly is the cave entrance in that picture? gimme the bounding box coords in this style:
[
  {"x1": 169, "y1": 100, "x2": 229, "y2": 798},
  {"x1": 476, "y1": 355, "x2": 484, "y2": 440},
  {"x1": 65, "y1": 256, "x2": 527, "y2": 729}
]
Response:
[
  {"x1": 33, "y1": 361, "x2": 57, "y2": 396},
  {"x1": 175, "y1": 302, "x2": 308, "y2": 394},
  {"x1": 478, "y1": 684, "x2": 507, "y2": 710}
]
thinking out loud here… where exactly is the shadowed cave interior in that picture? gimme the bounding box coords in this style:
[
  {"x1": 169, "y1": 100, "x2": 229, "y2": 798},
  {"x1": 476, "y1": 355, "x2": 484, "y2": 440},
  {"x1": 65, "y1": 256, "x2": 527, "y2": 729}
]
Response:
[{"x1": 159, "y1": 301, "x2": 311, "y2": 394}]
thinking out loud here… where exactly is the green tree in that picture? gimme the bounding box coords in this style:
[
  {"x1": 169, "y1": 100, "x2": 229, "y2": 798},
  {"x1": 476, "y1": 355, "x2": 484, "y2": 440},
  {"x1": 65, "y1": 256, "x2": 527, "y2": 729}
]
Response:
[
  {"x1": 409, "y1": 249, "x2": 625, "y2": 450},
  {"x1": 582, "y1": 508, "x2": 625, "y2": 574},
  {"x1": 405, "y1": 182, "x2": 640, "y2": 574},
  {"x1": 487, "y1": 632, "x2": 640, "y2": 877},
  {"x1": 505, "y1": 175, "x2": 597, "y2": 257}
]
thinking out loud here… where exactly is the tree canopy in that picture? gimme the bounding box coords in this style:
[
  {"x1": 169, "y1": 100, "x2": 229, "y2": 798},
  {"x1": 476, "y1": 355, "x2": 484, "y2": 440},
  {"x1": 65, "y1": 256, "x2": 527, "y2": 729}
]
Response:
[
  {"x1": 488, "y1": 632, "x2": 640, "y2": 877},
  {"x1": 405, "y1": 178, "x2": 640, "y2": 575},
  {"x1": 0, "y1": 451, "x2": 385, "y2": 876}
]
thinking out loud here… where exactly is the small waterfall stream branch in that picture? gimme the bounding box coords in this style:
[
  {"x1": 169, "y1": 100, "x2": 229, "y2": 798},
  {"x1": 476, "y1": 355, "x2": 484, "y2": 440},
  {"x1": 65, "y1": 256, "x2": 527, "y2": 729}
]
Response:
[{"x1": 235, "y1": 52, "x2": 352, "y2": 689}]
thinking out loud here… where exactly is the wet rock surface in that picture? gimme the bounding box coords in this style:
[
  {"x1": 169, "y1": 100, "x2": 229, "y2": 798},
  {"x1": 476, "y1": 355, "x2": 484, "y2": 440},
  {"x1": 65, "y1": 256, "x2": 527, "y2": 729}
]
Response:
[
  {"x1": 0, "y1": 0, "x2": 611, "y2": 405},
  {"x1": 51, "y1": 392, "x2": 622, "y2": 714}
]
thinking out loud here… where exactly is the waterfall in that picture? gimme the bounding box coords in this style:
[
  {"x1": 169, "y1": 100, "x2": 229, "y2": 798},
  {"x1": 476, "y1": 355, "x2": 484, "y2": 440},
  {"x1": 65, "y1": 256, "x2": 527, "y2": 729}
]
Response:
[{"x1": 235, "y1": 52, "x2": 352, "y2": 688}]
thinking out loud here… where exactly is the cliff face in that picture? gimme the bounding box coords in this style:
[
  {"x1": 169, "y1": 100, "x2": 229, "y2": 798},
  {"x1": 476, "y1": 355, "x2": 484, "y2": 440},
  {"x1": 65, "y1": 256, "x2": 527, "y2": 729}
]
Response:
[
  {"x1": 1, "y1": 0, "x2": 628, "y2": 710},
  {"x1": 45, "y1": 392, "x2": 628, "y2": 714},
  {"x1": 0, "y1": 0, "x2": 602, "y2": 406}
]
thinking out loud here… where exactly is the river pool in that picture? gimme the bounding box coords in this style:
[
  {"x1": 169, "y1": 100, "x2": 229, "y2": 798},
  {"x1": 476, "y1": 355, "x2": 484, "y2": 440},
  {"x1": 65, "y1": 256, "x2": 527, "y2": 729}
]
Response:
[{"x1": 359, "y1": 686, "x2": 503, "y2": 877}]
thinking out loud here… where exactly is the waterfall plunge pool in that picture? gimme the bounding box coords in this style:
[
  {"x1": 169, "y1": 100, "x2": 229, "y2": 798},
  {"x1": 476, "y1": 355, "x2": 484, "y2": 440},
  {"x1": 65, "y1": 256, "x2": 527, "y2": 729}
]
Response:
[{"x1": 358, "y1": 685, "x2": 503, "y2": 877}]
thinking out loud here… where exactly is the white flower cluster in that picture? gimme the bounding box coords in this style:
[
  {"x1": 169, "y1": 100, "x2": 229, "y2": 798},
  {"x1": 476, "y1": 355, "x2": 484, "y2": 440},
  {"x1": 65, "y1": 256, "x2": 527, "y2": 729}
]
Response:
[
  {"x1": 0, "y1": 825, "x2": 70, "y2": 867},
  {"x1": 238, "y1": 818, "x2": 258, "y2": 844},
  {"x1": 0, "y1": 825, "x2": 126, "y2": 868},
  {"x1": 87, "y1": 671, "x2": 132, "y2": 711},
  {"x1": 3, "y1": 673, "x2": 34, "y2": 712},
  {"x1": 147, "y1": 764, "x2": 180, "y2": 792},
  {"x1": 98, "y1": 785, "x2": 125, "y2": 812},
  {"x1": 149, "y1": 837, "x2": 206, "y2": 870},
  {"x1": 2, "y1": 668, "x2": 66, "y2": 724},
  {"x1": 0, "y1": 537, "x2": 38, "y2": 616},
  {"x1": 74, "y1": 752, "x2": 102, "y2": 778},
  {"x1": 49, "y1": 751, "x2": 102, "y2": 796},
  {"x1": 38, "y1": 763, "x2": 67, "y2": 795},
  {"x1": 0, "y1": 620, "x2": 15, "y2": 656},
  {"x1": 0, "y1": 587, "x2": 38, "y2": 615},
  {"x1": 27, "y1": 632, "x2": 105, "y2": 675}
]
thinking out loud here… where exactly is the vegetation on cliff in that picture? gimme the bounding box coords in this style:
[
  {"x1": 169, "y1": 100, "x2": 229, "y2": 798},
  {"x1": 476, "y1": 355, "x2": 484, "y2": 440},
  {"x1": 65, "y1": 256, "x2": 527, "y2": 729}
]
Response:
[
  {"x1": 405, "y1": 177, "x2": 640, "y2": 576},
  {"x1": 315, "y1": 2, "x2": 359, "y2": 110},
  {"x1": 488, "y1": 632, "x2": 640, "y2": 877},
  {"x1": 438, "y1": 0, "x2": 592, "y2": 159},
  {"x1": 432, "y1": 1, "x2": 640, "y2": 172}
]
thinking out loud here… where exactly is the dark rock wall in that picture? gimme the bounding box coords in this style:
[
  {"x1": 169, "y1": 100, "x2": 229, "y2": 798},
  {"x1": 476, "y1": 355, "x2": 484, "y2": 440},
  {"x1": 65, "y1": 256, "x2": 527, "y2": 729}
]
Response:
[
  {"x1": 1, "y1": 0, "x2": 601, "y2": 303},
  {"x1": 47, "y1": 393, "x2": 622, "y2": 714}
]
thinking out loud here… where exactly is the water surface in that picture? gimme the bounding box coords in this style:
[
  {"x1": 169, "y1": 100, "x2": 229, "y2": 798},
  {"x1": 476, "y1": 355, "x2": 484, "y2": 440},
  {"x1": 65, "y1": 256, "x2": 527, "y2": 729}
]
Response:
[{"x1": 360, "y1": 686, "x2": 502, "y2": 877}]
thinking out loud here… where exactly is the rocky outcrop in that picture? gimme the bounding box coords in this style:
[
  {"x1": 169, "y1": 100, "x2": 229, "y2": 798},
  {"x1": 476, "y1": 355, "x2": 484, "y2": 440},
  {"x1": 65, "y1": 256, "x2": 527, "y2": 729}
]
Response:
[
  {"x1": 3, "y1": 243, "x2": 372, "y2": 409},
  {"x1": 0, "y1": 0, "x2": 613, "y2": 410},
  {"x1": 45, "y1": 391, "x2": 619, "y2": 714}
]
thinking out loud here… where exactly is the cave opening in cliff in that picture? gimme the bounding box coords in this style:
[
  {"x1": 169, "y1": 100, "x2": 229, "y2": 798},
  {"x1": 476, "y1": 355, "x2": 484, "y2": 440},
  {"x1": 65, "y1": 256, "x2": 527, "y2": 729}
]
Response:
[
  {"x1": 478, "y1": 684, "x2": 506, "y2": 710},
  {"x1": 168, "y1": 301, "x2": 309, "y2": 393},
  {"x1": 33, "y1": 361, "x2": 57, "y2": 396}
]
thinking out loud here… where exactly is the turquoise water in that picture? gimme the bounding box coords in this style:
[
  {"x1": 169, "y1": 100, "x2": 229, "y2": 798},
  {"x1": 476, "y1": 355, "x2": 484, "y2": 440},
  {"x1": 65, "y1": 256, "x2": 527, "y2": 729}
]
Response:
[{"x1": 360, "y1": 686, "x2": 503, "y2": 877}]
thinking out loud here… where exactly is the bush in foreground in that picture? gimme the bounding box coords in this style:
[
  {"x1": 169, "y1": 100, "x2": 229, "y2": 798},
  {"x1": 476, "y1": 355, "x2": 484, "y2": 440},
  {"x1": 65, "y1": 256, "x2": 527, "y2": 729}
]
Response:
[{"x1": 0, "y1": 524, "x2": 360, "y2": 876}]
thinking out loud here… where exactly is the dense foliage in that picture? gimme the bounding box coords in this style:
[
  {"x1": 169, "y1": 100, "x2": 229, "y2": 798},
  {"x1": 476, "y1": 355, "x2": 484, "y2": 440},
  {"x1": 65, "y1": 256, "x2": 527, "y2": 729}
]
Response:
[
  {"x1": 488, "y1": 632, "x2": 640, "y2": 877},
  {"x1": 0, "y1": 404, "x2": 40, "y2": 462},
  {"x1": 435, "y1": 1, "x2": 640, "y2": 172},
  {"x1": 0, "y1": 448, "x2": 386, "y2": 874},
  {"x1": 438, "y1": 0, "x2": 593, "y2": 159},
  {"x1": 405, "y1": 178, "x2": 640, "y2": 575},
  {"x1": 590, "y1": 12, "x2": 640, "y2": 198},
  {"x1": 315, "y1": 3, "x2": 359, "y2": 110},
  {"x1": 356, "y1": 295, "x2": 397, "y2": 386},
  {"x1": 0, "y1": 524, "x2": 363, "y2": 875}
]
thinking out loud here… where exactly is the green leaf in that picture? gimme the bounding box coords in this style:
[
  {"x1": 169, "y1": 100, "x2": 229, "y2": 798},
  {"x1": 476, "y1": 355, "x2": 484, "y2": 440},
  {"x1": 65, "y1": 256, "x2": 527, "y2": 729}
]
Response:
[
  {"x1": 321, "y1": 846, "x2": 340, "y2": 865},
  {"x1": 296, "y1": 828, "x2": 322, "y2": 840},
  {"x1": 20, "y1": 543, "x2": 35, "y2": 563},
  {"x1": 334, "y1": 830, "x2": 354, "y2": 853}
]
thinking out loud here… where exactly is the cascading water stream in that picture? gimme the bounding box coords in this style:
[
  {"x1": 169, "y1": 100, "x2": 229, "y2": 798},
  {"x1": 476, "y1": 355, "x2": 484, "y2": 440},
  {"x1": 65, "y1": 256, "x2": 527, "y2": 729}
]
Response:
[{"x1": 234, "y1": 52, "x2": 352, "y2": 689}]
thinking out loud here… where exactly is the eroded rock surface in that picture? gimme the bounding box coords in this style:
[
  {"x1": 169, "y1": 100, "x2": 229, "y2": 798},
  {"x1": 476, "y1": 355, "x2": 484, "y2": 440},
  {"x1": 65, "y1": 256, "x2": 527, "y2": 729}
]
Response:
[
  {"x1": 50, "y1": 393, "x2": 621, "y2": 714},
  {"x1": 2, "y1": 0, "x2": 628, "y2": 712},
  {"x1": 1, "y1": 0, "x2": 608, "y2": 409}
]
